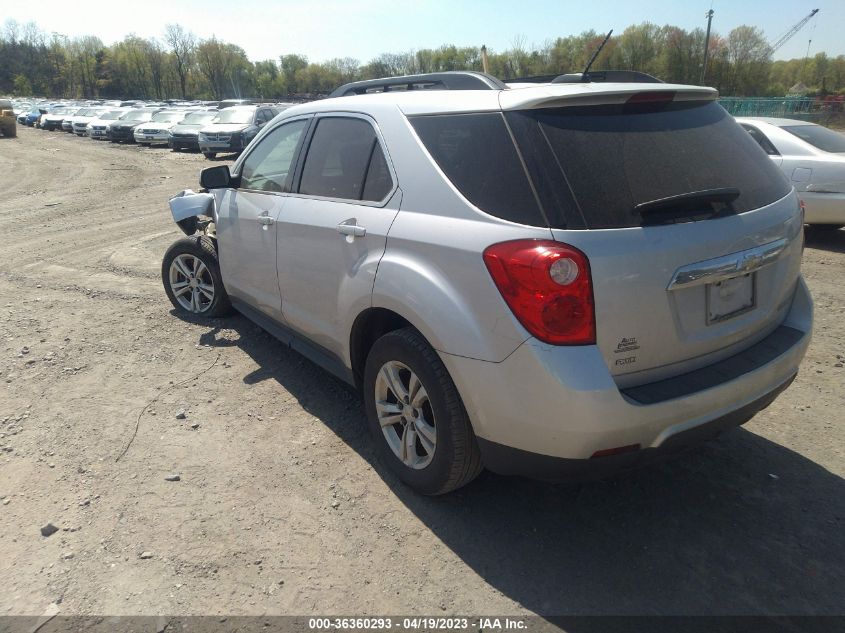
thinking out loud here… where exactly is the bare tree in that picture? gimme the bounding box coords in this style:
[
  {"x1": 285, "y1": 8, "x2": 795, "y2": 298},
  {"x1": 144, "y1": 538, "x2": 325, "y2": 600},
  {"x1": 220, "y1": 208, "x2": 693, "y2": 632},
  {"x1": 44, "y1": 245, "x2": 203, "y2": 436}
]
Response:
[{"x1": 164, "y1": 24, "x2": 196, "y2": 99}]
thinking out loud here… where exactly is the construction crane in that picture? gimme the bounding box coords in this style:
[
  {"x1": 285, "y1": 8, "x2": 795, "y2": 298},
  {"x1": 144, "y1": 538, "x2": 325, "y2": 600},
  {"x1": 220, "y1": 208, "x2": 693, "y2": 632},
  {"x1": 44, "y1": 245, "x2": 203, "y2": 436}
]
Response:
[{"x1": 767, "y1": 9, "x2": 819, "y2": 55}]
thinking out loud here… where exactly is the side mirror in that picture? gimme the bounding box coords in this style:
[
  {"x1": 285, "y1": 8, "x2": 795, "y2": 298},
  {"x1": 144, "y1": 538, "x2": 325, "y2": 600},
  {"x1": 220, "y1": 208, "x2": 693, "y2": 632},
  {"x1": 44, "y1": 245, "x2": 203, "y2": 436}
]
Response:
[{"x1": 200, "y1": 165, "x2": 237, "y2": 189}]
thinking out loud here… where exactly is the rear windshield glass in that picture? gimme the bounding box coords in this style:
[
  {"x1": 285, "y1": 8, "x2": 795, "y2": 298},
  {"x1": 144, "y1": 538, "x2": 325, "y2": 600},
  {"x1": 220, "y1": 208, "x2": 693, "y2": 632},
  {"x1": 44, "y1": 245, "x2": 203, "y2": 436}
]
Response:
[
  {"x1": 410, "y1": 113, "x2": 544, "y2": 226},
  {"x1": 507, "y1": 101, "x2": 790, "y2": 228},
  {"x1": 505, "y1": 101, "x2": 791, "y2": 229},
  {"x1": 782, "y1": 124, "x2": 845, "y2": 154}
]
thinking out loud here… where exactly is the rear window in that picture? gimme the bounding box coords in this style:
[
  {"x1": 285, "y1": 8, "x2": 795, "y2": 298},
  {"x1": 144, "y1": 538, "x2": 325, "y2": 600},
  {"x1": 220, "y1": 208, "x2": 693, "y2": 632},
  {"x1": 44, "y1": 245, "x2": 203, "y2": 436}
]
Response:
[
  {"x1": 782, "y1": 124, "x2": 845, "y2": 154},
  {"x1": 506, "y1": 100, "x2": 791, "y2": 229}
]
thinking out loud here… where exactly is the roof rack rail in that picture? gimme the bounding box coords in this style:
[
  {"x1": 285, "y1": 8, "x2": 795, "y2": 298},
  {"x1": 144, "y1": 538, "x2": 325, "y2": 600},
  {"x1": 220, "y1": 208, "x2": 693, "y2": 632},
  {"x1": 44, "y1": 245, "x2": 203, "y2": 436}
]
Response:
[
  {"x1": 328, "y1": 71, "x2": 507, "y2": 98},
  {"x1": 506, "y1": 75, "x2": 560, "y2": 84},
  {"x1": 552, "y1": 70, "x2": 664, "y2": 84}
]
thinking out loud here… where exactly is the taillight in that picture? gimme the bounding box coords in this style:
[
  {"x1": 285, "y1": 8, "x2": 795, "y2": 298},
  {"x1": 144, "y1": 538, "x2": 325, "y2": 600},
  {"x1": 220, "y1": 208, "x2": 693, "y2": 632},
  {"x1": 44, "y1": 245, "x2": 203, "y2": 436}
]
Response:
[
  {"x1": 483, "y1": 239, "x2": 595, "y2": 345},
  {"x1": 625, "y1": 91, "x2": 676, "y2": 105}
]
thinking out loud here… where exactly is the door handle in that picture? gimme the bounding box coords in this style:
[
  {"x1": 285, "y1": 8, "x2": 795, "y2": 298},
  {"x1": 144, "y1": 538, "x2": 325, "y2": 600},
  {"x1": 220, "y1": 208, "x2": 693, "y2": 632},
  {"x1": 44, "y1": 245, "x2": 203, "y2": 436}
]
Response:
[
  {"x1": 336, "y1": 219, "x2": 366, "y2": 237},
  {"x1": 257, "y1": 215, "x2": 275, "y2": 226}
]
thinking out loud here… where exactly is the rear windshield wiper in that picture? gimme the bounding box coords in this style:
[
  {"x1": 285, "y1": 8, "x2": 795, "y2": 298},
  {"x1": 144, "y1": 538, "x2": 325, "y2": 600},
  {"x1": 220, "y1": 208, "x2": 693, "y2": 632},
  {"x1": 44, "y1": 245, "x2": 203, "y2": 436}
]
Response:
[{"x1": 635, "y1": 188, "x2": 740, "y2": 225}]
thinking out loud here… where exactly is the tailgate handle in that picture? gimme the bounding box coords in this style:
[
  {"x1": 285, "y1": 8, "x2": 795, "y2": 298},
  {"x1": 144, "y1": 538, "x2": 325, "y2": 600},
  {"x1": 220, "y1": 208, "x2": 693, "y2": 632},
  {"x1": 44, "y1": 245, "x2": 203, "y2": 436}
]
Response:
[{"x1": 667, "y1": 238, "x2": 789, "y2": 290}]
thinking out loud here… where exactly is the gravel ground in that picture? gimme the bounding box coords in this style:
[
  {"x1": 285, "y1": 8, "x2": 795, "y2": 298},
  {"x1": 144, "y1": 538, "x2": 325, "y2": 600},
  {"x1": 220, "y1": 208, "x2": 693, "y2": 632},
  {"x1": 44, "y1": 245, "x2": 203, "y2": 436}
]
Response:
[{"x1": 0, "y1": 126, "x2": 843, "y2": 618}]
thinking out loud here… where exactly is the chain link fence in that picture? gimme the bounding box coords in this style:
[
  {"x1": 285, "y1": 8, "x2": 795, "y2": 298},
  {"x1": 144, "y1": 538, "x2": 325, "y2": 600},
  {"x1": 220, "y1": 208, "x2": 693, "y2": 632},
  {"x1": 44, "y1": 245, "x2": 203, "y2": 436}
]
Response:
[{"x1": 719, "y1": 96, "x2": 845, "y2": 128}]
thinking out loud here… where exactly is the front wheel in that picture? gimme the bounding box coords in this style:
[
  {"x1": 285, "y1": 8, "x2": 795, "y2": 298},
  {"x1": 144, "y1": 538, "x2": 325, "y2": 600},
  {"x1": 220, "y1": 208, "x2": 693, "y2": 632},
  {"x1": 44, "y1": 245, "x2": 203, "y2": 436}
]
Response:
[
  {"x1": 363, "y1": 328, "x2": 483, "y2": 495},
  {"x1": 161, "y1": 236, "x2": 232, "y2": 318},
  {"x1": 203, "y1": 152, "x2": 216, "y2": 159}
]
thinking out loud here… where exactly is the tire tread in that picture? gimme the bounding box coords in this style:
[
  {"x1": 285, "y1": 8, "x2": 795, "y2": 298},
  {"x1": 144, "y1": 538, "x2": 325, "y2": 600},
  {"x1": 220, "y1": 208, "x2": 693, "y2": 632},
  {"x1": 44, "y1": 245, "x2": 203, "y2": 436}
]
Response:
[{"x1": 377, "y1": 327, "x2": 483, "y2": 494}]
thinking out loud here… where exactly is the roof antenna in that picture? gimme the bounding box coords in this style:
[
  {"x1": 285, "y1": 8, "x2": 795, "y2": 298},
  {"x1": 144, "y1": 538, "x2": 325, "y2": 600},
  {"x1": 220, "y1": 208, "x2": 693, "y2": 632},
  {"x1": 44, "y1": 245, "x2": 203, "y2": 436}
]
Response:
[{"x1": 581, "y1": 29, "x2": 613, "y2": 81}]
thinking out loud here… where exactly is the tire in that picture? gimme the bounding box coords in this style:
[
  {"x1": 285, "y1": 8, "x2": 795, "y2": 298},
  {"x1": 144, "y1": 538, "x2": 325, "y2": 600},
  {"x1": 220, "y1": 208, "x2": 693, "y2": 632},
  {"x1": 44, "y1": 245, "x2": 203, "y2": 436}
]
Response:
[
  {"x1": 203, "y1": 152, "x2": 216, "y2": 159},
  {"x1": 363, "y1": 327, "x2": 483, "y2": 495},
  {"x1": 161, "y1": 236, "x2": 232, "y2": 318}
]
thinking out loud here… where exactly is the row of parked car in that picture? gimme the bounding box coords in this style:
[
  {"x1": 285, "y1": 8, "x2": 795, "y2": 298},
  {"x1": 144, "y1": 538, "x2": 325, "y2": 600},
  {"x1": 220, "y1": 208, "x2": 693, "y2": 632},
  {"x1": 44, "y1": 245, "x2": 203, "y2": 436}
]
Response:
[{"x1": 9, "y1": 98, "x2": 293, "y2": 158}]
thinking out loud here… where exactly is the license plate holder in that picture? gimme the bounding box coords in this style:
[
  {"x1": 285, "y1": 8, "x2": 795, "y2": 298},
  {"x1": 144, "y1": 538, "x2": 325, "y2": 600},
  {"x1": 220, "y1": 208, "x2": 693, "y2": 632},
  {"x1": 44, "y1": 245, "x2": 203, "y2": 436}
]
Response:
[{"x1": 706, "y1": 273, "x2": 755, "y2": 324}]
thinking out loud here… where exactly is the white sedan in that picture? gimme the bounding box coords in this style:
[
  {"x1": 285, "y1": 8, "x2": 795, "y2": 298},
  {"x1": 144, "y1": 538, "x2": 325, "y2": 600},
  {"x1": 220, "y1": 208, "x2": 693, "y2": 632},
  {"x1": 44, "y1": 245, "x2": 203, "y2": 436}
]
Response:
[
  {"x1": 736, "y1": 117, "x2": 845, "y2": 228},
  {"x1": 133, "y1": 110, "x2": 190, "y2": 146}
]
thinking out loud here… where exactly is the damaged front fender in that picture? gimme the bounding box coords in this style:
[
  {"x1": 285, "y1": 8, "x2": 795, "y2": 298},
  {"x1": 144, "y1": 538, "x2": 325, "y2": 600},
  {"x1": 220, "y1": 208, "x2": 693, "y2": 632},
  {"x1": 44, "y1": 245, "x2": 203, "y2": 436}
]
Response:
[{"x1": 169, "y1": 189, "x2": 215, "y2": 236}]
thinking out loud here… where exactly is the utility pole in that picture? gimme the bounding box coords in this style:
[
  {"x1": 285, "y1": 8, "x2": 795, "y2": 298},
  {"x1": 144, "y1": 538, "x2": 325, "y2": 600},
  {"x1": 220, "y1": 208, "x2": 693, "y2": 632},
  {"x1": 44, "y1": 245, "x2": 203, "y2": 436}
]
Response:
[
  {"x1": 481, "y1": 45, "x2": 490, "y2": 74},
  {"x1": 701, "y1": 9, "x2": 714, "y2": 85}
]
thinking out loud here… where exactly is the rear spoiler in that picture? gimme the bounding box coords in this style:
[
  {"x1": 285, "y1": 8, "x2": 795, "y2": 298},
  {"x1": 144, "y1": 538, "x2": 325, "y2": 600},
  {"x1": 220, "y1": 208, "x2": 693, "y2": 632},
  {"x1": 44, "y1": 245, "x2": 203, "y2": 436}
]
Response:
[{"x1": 499, "y1": 84, "x2": 718, "y2": 111}]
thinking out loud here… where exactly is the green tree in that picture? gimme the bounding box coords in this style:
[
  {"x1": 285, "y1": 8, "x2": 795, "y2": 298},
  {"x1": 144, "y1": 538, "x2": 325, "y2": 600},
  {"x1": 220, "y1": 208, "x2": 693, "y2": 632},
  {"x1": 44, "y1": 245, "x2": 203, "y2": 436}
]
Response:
[{"x1": 13, "y1": 73, "x2": 32, "y2": 95}]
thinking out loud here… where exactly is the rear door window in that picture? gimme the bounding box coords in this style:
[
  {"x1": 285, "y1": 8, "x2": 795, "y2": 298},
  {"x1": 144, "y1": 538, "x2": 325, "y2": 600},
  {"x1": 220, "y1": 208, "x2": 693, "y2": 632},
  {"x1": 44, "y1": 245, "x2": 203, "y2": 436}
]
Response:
[
  {"x1": 298, "y1": 117, "x2": 393, "y2": 201},
  {"x1": 740, "y1": 124, "x2": 780, "y2": 155}
]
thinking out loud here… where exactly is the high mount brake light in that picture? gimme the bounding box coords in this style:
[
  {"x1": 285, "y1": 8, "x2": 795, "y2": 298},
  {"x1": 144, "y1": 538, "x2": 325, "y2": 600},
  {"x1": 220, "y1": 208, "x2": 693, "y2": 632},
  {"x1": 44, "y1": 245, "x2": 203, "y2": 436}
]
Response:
[
  {"x1": 483, "y1": 240, "x2": 596, "y2": 345},
  {"x1": 626, "y1": 91, "x2": 676, "y2": 104}
]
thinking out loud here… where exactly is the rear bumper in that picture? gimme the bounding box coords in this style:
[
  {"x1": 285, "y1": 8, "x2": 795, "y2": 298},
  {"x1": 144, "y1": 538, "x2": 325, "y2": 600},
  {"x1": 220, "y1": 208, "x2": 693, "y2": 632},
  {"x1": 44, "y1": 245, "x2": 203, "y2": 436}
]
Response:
[
  {"x1": 440, "y1": 276, "x2": 812, "y2": 472},
  {"x1": 477, "y1": 374, "x2": 794, "y2": 481},
  {"x1": 801, "y1": 191, "x2": 845, "y2": 224}
]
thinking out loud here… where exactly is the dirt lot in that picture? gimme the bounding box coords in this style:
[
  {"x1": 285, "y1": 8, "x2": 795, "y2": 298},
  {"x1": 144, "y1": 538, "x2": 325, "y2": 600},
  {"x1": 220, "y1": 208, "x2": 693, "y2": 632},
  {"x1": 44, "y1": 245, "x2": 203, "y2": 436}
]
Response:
[{"x1": 0, "y1": 126, "x2": 843, "y2": 619}]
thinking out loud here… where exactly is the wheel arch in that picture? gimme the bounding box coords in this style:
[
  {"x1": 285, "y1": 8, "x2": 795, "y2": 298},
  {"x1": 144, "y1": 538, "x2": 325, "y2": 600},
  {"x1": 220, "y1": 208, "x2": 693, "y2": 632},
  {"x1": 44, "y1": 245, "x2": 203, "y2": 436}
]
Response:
[{"x1": 349, "y1": 307, "x2": 414, "y2": 391}]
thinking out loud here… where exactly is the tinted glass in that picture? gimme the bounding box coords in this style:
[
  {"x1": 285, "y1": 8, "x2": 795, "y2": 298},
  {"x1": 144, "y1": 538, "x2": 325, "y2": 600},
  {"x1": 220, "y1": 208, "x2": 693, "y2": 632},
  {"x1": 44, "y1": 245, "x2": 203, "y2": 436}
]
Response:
[
  {"x1": 740, "y1": 124, "x2": 779, "y2": 155},
  {"x1": 411, "y1": 113, "x2": 544, "y2": 226},
  {"x1": 362, "y1": 144, "x2": 393, "y2": 201},
  {"x1": 240, "y1": 119, "x2": 307, "y2": 193},
  {"x1": 782, "y1": 124, "x2": 845, "y2": 153},
  {"x1": 299, "y1": 117, "x2": 379, "y2": 200},
  {"x1": 506, "y1": 101, "x2": 791, "y2": 229}
]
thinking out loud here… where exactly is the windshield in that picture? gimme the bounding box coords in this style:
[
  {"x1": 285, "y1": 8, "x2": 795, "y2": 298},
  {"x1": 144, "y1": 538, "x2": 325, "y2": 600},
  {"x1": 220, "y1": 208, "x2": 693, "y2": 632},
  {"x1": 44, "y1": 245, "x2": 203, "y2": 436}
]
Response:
[
  {"x1": 213, "y1": 109, "x2": 254, "y2": 124},
  {"x1": 782, "y1": 124, "x2": 845, "y2": 154},
  {"x1": 120, "y1": 110, "x2": 153, "y2": 122},
  {"x1": 101, "y1": 111, "x2": 124, "y2": 120},
  {"x1": 151, "y1": 111, "x2": 187, "y2": 123},
  {"x1": 181, "y1": 111, "x2": 217, "y2": 124}
]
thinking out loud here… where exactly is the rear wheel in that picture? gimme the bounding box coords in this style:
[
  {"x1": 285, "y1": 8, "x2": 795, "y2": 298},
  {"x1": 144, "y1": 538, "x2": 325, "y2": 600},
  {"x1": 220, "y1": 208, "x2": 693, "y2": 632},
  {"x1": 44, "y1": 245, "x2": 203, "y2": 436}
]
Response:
[
  {"x1": 161, "y1": 236, "x2": 232, "y2": 318},
  {"x1": 363, "y1": 328, "x2": 482, "y2": 495},
  {"x1": 203, "y1": 152, "x2": 217, "y2": 159}
]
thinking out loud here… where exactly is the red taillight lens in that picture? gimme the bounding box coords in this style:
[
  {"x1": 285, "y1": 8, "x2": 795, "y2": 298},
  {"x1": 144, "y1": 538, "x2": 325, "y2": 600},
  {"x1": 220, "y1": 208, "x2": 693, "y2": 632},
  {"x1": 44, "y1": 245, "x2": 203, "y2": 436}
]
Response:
[
  {"x1": 483, "y1": 239, "x2": 595, "y2": 345},
  {"x1": 625, "y1": 91, "x2": 676, "y2": 104}
]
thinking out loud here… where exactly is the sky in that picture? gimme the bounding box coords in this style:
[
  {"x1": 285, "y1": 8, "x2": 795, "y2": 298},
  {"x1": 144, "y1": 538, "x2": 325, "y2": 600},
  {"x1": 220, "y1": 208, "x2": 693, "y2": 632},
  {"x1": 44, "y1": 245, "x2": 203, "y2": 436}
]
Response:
[{"x1": 3, "y1": 0, "x2": 842, "y2": 64}]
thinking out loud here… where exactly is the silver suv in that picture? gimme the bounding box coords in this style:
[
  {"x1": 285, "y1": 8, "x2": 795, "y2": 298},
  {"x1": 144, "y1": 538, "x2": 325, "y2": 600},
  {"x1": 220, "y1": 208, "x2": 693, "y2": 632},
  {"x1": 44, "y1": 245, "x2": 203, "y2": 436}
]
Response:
[{"x1": 162, "y1": 71, "x2": 812, "y2": 494}]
